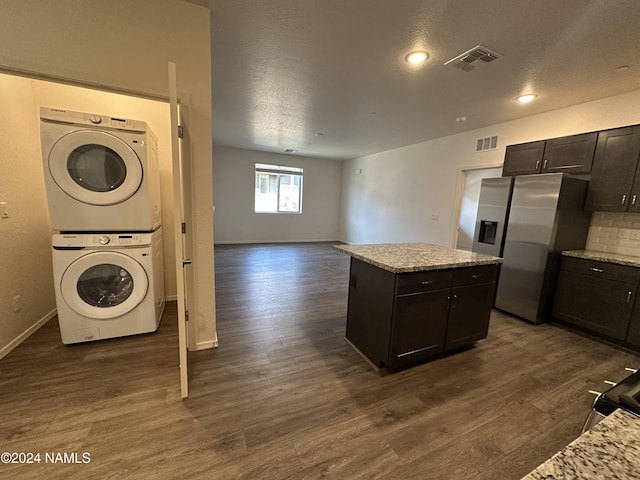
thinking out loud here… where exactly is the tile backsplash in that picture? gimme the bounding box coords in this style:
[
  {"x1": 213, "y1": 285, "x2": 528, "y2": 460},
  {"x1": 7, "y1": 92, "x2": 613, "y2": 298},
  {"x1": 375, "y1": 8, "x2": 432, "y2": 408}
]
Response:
[{"x1": 586, "y1": 212, "x2": 640, "y2": 257}]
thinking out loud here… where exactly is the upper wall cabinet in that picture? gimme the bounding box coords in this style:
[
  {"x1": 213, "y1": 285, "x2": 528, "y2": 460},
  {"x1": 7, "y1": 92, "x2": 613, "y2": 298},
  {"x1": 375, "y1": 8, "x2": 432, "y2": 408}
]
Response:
[
  {"x1": 501, "y1": 141, "x2": 545, "y2": 176},
  {"x1": 585, "y1": 126, "x2": 640, "y2": 212},
  {"x1": 502, "y1": 132, "x2": 597, "y2": 177}
]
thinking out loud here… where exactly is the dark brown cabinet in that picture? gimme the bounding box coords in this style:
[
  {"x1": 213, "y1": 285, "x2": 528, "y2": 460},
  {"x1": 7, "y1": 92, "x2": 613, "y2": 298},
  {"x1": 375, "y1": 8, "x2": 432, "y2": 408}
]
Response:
[
  {"x1": 502, "y1": 133, "x2": 597, "y2": 177},
  {"x1": 389, "y1": 289, "x2": 449, "y2": 369},
  {"x1": 345, "y1": 258, "x2": 498, "y2": 370},
  {"x1": 502, "y1": 141, "x2": 546, "y2": 176},
  {"x1": 553, "y1": 256, "x2": 640, "y2": 343},
  {"x1": 585, "y1": 126, "x2": 640, "y2": 212},
  {"x1": 446, "y1": 282, "x2": 495, "y2": 351}
]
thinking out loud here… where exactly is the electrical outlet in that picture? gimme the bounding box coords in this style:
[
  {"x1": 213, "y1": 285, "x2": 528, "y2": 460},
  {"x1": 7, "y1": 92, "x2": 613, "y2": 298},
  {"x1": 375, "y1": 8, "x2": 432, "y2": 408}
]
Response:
[
  {"x1": 0, "y1": 202, "x2": 8, "y2": 218},
  {"x1": 631, "y1": 230, "x2": 640, "y2": 240},
  {"x1": 431, "y1": 214, "x2": 439, "y2": 221},
  {"x1": 12, "y1": 295, "x2": 21, "y2": 312}
]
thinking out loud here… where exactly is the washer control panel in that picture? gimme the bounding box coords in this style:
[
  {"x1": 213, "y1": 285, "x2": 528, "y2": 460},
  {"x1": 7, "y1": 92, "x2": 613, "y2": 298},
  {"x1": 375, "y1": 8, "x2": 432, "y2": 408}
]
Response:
[{"x1": 52, "y1": 233, "x2": 152, "y2": 248}]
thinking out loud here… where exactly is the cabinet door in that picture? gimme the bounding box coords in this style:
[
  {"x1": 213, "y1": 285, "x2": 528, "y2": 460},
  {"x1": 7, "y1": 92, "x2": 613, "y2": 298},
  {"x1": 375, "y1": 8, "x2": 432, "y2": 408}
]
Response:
[
  {"x1": 502, "y1": 141, "x2": 545, "y2": 176},
  {"x1": 389, "y1": 290, "x2": 449, "y2": 369},
  {"x1": 445, "y1": 283, "x2": 495, "y2": 351},
  {"x1": 552, "y1": 270, "x2": 636, "y2": 341},
  {"x1": 626, "y1": 302, "x2": 640, "y2": 347},
  {"x1": 541, "y1": 132, "x2": 597, "y2": 174},
  {"x1": 628, "y1": 153, "x2": 640, "y2": 213},
  {"x1": 585, "y1": 126, "x2": 640, "y2": 212}
]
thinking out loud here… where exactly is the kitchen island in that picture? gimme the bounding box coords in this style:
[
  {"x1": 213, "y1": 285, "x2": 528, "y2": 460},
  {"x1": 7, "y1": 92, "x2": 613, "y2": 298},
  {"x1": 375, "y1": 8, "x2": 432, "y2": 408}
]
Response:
[{"x1": 334, "y1": 243, "x2": 502, "y2": 370}]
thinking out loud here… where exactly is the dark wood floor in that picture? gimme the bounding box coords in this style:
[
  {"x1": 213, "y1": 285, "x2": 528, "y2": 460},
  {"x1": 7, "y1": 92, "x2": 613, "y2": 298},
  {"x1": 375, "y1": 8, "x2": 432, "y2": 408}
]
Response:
[{"x1": 2, "y1": 242, "x2": 639, "y2": 479}]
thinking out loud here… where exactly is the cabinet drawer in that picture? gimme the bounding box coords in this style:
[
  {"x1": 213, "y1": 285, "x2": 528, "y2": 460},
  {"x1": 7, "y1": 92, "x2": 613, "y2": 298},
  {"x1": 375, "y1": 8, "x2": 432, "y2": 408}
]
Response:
[
  {"x1": 452, "y1": 264, "x2": 499, "y2": 287},
  {"x1": 395, "y1": 269, "x2": 452, "y2": 295},
  {"x1": 561, "y1": 256, "x2": 640, "y2": 284}
]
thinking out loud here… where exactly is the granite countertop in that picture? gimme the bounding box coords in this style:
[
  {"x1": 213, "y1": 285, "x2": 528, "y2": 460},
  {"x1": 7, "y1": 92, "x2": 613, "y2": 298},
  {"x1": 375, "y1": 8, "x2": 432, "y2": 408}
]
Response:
[
  {"x1": 522, "y1": 409, "x2": 640, "y2": 479},
  {"x1": 333, "y1": 242, "x2": 502, "y2": 273},
  {"x1": 563, "y1": 250, "x2": 640, "y2": 268}
]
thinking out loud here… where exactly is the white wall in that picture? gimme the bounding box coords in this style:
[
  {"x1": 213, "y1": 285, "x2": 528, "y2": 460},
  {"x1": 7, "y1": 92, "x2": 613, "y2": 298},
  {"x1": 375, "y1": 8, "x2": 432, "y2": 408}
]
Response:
[
  {"x1": 340, "y1": 89, "x2": 640, "y2": 246},
  {"x1": 213, "y1": 146, "x2": 342, "y2": 243},
  {"x1": 0, "y1": 74, "x2": 56, "y2": 358},
  {"x1": 0, "y1": 0, "x2": 216, "y2": 348}
]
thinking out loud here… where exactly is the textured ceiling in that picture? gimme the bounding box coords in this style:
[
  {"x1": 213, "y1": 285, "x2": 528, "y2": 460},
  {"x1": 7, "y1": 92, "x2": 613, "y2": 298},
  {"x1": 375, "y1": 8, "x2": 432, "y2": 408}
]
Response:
[{"x1": 207, "y1": 0, "x2": 640, "y2": 160}]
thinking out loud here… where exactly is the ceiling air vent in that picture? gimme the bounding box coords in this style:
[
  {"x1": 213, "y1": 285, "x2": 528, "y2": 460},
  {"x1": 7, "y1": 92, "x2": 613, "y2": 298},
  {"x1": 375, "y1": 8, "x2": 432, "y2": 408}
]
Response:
[
  {"x1": 445, "y1": 45, "x2": 501, "y2": 72},
  {"x1": 476, "y1": 136, "x2": 498, "y2": 152}
]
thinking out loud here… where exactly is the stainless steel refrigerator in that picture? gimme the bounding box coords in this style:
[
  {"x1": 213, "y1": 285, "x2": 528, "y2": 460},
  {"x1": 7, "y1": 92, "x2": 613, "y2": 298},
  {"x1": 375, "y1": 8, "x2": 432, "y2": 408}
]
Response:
[{"x1": 472, "y1": 173, "x2": 591, "y2": 324}]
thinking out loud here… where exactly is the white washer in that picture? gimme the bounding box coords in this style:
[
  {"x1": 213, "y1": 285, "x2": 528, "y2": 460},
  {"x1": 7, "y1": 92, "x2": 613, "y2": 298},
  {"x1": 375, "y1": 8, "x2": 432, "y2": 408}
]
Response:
[
  {"x1": 40, "y1": 107, "x2": 162, "y2": 232},
  {"x1": 52, "y1": 229, "x2": 165, "y2": 344}
]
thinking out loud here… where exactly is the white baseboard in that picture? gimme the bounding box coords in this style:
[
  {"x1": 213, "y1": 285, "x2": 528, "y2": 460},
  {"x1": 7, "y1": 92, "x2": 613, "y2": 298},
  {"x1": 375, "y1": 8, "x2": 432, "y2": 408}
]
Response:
[
  {"x1": 189, "y1": 335, "x2": 219, "y2": 351},
  {"x1": 0, "y1": 308, "x2": 57, "y2": 360},
  {"x1": 214, "y1": 239, "x2": 341, "y2": 245}
]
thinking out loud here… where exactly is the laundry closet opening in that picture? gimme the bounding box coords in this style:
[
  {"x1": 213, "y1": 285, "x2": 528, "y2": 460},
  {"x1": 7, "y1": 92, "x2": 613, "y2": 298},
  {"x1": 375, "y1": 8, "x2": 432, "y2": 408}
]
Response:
[{"x1": 0, "y1": 71, "x2": 177, "y2": 357}]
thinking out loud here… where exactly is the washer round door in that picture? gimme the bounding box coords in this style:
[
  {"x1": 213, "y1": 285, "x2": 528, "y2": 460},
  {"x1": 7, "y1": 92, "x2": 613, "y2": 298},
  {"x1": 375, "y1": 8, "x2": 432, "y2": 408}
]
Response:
[
  {"x1": 48, "y1": 129, "x2": 143, "y2": 206},
  {"x1": 60, "y1": 251, "x2": 149, "y2": 319}
]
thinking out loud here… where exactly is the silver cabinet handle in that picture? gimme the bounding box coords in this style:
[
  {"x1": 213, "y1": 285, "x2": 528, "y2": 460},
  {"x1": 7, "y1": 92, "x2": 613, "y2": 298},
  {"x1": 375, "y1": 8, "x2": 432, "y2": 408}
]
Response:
[
  {"x1": 622, "y1": 194, "x2": 627, "y2": 205},
  {"x1": 628, "y1": 291, "x2": 633, "y2": 303},
  {"x1": 471, "y1": 274, "x2": 481, "y2": 279},
  {"x1": 633, "y1": 194, "x2": 637, "y2": 206},
  {"x1": 421, "y1": 280, "x2": 433, "y2": 286},
  {"x1": 543, "y1": 159, "x2": 548, "y2": 170},
  {"x1": 535, "y1": 160, "x2": 540, "y2": 170},
  {"x1": 182, "y1": 259, "x2": 192, "y2": 267},
  {"x1": 589, "y1": 268, "x2": 604, "y2": 273}
]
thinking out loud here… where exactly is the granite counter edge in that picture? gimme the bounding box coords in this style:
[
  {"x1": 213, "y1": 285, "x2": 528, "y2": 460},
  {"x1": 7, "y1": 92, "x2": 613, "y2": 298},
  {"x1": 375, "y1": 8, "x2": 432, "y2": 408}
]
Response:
[
  {"x1": 563, "y1": 250, "x2": 640, "y2": 268},
  {"x1": 333, "y1": 247, "x2": 501, "y2": 274}
]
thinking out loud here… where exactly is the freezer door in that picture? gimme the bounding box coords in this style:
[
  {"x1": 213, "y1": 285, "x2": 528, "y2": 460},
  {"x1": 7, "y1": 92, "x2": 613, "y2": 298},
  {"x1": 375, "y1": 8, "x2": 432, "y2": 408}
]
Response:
[
  {"x1": 471, "y1": 177, "x2": 513, "y2": 257},
  {"x1": 494, "y1": 174, "x2": 563, "y2": 322}
]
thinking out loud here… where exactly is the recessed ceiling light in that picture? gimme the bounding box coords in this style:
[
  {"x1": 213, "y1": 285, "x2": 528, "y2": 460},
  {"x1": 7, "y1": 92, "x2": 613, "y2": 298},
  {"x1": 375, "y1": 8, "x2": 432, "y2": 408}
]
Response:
[
  {"x1": 405, "y1": 51, "x2": 429, "y2": 64},
  {"x1": 516, "y1": 94, "x2": 537, "y2": 103}
]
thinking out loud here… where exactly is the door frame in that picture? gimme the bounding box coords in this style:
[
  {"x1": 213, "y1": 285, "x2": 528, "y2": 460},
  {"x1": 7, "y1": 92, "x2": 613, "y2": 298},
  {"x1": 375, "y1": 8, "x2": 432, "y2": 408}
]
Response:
[{"x1": 451, "y1": 162, "x2": 504, "y2": 249}]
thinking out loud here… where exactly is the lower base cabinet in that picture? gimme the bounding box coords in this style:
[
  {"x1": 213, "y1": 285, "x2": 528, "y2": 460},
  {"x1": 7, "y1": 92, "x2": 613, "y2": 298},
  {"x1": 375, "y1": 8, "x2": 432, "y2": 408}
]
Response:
[
  {"x1": 345, "y1": 258, "x2": 498, "y2": 370},
  {"x1": 552, "y1": 256, "x2": 640, "y2": 345},
  {"x1": 446, "y1": 282, "x2": 496, "y2": 351},
  {"x1": 389, "y1": 289, "x2": 450, "y2": 369}
]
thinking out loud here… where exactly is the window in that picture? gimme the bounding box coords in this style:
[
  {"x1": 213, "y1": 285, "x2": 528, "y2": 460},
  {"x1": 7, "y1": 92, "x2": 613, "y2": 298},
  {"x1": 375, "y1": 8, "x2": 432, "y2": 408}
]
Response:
[{"x1": 254, "y1": 163, "x2": 303, "y2": 213}]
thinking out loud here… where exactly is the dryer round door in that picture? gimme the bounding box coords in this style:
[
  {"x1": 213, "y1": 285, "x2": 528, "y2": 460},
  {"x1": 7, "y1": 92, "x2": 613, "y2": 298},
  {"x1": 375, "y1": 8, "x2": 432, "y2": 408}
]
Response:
[
  {"x1": 48, "y1": 129, "x2": 143, "y2": 206},
  {"x1": 60, "y1": 251, "x2": 149, "y2": 320}
]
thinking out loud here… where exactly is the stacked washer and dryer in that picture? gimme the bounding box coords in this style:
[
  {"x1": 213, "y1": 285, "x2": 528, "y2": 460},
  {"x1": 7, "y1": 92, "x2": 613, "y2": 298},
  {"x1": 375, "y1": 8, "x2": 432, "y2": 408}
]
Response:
[{"x1": 40, "y1": 107, "x2": 165, "y2": 344}]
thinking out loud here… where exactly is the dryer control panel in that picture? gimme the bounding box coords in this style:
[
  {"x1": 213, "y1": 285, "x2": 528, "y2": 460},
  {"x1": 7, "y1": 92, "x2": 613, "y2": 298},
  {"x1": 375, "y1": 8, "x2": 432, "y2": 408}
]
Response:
[{"x1": 40, "y1": 107, "x2": 147, "y2": 133}]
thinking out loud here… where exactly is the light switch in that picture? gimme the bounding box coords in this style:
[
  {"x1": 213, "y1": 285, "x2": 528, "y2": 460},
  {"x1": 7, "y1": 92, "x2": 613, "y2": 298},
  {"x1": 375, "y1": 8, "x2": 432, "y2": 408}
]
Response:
[{"x1": 0, "y1": 202, "x2": 8, "y2": 218}]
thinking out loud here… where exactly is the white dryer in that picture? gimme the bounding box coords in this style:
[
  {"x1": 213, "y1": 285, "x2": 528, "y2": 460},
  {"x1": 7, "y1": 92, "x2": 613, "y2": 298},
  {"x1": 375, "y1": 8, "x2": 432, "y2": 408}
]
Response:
[
  {"x1": 52, "y1": 229, "x2": 165, "y2": 344},
  {"x1": 40, "y1": 107, "x2": 162, "y2": 232}
]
